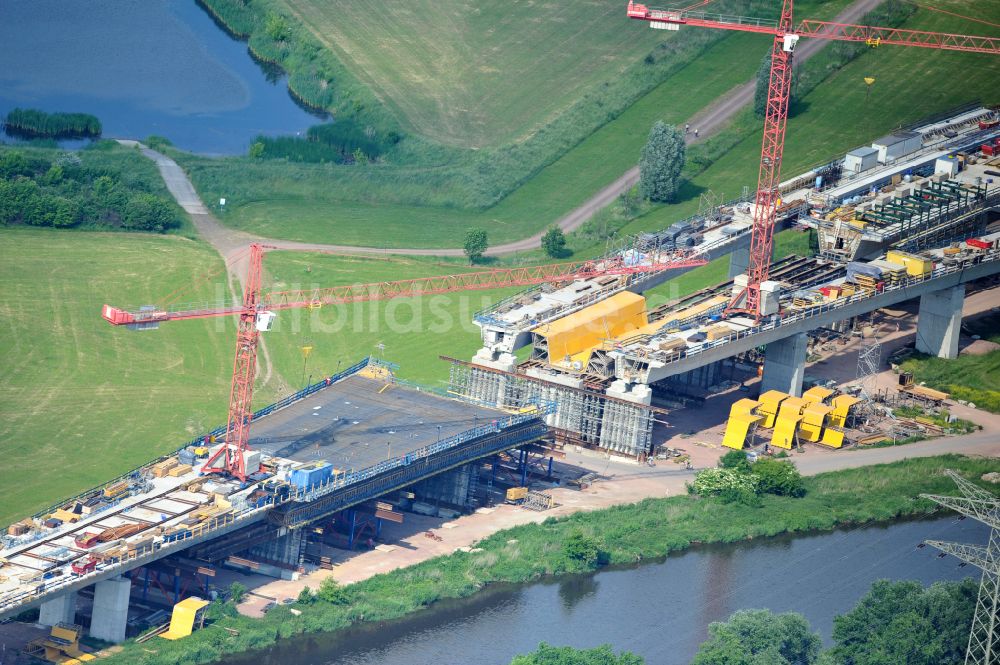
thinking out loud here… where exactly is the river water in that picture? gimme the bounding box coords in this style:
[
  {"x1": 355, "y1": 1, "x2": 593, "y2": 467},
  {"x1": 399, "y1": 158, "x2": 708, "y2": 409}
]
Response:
[
  {"x1": 220, "y1": 516, "x2": 985, "y2": 665},
  {"x1": 0, "y1": 0, "x2": 324, "y2": 154}
]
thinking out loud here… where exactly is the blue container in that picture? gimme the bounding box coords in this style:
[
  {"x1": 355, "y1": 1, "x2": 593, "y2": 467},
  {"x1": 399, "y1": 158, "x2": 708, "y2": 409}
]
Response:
[{"x1": 289, "y1": 463, "x2": 333, "y2": 489}]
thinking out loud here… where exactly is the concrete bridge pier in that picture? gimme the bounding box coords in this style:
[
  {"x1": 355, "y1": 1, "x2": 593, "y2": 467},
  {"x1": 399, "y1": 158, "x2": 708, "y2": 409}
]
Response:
[
  {"x1": 38, "y1": 590, "x2": 77, "y2": 626},
  {"x1": 760, "y1": 332, "x2": 808, "y2": 397},
  {"x1": 915, "y1": 285, "x2": 964, "y2": 359},
  {"x1": 728, "y1": 248, "x2": 751, "y2": 279},
  {"x1": 89, "y1": 576, "x2": 130, "y2": 643}
]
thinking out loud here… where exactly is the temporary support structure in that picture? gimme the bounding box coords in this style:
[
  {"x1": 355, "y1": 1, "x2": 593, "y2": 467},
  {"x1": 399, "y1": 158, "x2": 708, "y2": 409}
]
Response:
[
  {"x1": 722, "y1": 398, "x2": 764, "y2": 450},
  {"x1": 446, "y1": 357, "x2": 658, "y2": 458},
  {"x1": 798, "y1": 386, "x2": 833, "y2": 442}
]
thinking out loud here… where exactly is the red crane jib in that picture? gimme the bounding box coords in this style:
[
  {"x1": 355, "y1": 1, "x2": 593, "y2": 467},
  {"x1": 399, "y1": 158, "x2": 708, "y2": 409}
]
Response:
[{"x1": 626, "y1": 0, "x2": 1000, "y2": 318}]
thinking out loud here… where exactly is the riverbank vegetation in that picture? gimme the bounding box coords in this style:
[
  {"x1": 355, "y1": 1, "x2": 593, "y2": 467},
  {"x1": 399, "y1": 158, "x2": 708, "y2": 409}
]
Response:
[
  {"x1": 3, "y1": 108, "x2": 101, "y2": 139},
  {"x1": 0, "y1": 143, "x2": 184, "y2": 233},
  {"x1": 99, "y1": 455, "x2": 997, "y2": 664}
]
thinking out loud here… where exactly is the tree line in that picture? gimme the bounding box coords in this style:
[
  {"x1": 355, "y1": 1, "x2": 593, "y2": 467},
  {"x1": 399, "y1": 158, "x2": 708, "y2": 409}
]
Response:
[
  {"x1": 0, "y1": 148, "x2": 181, "y2": 232},
  {"x1": 3, "y1": 108, "x2": 101, "y2": 139}
]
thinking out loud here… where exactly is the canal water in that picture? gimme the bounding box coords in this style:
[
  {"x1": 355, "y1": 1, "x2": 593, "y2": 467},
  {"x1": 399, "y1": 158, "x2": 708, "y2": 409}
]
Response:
[
  {"x1": 0, "y1": 0, "x2": 324, "y2": 154},
  {"x1": 220, "y1": 515, "x2": 985, "y2": 665}
]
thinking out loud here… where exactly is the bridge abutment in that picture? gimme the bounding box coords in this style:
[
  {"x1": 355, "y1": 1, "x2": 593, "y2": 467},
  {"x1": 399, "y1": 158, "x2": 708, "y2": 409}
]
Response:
[
  {"x1": 38, "y1": 591, "x2": 76, "y2": 627},
  {"x1": 915, "y1": 285, "x2": 964, "y2": 359},
  {"x1": 760, "y1": 332, "x2": 808, "y2": 397},
  {"x1": 89, "y1": 576, "x2": 130, "y2": 643}
]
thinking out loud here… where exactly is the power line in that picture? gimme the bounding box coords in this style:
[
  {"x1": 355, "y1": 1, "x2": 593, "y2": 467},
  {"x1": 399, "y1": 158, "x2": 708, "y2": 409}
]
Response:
[{"x1": 923, "y1": 470, "x2": 1000, "y2": 665}]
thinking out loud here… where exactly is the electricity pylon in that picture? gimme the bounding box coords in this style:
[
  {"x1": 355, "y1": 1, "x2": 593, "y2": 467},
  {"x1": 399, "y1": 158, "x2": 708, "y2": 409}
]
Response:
[{"x1": 922, "y1": 470, "x2": 1000, "y2": 665}]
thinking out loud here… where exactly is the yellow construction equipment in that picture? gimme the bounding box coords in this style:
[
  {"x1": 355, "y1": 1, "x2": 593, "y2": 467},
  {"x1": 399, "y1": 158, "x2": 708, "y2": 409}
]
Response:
[
  {"x1": 820, "y1": 394, "x2": 861, "y2": 448},
  {"x1": 722, "y1": 398, "x2": 764, "y2": 450},
  {"x1": 505, "y1": 487, "x2": 529, "y2": 503},
  {"x1": 24, "y1": 623, "x2": 96, "y2": 663},
  {"x1": 161, "y1": 597, "x2": 211, "y2": 640},
  {"x1": 798, "y1": 402, "x2": 832, "y2": 442},
  {"x1": 801, "y1": 386, "x2": 833, "y2": 404},
  {"x1": 756, "y1": 390, "x2": 788, "y2": 428},
  {"x1": 772, "y1": 397, "x2": 806, "y2": 449}
]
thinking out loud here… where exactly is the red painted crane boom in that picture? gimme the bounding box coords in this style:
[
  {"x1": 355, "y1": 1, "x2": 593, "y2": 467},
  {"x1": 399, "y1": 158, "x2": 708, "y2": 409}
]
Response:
[
  {"x1": 626, "y1": 0, "x2": 1000, "y2": 317},
  {"x1": 103, "y1": 245, "x2": 705, "y2": 481}
]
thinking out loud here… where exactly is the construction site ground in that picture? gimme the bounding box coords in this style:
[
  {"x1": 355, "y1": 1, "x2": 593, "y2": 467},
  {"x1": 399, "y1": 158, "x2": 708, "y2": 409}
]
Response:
[{"x1": 230, "y1": 284, "x2": 1000, "y2": 618}]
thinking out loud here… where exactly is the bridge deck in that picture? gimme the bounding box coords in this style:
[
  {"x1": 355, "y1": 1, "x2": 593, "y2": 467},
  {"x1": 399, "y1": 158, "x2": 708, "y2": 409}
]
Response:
[{"x1": 248, "y1": 375, "x2": 500, "y2": 470}]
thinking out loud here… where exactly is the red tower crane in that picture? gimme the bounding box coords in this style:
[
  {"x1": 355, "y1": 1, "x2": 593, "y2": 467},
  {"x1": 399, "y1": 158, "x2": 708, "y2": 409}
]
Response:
[
  {"x1": 102, "y1": 245, "x2": 706, "y2": 481},
  {"x1": 627, "y1": 0, "x2": 1000, "y2": 317}
]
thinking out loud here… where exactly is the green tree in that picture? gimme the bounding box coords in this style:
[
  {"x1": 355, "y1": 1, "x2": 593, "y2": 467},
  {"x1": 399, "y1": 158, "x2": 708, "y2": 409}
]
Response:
[
  {"x1": 638, "y1": 121, "x2": 685, "y2": 203},
  {"x1": 693, "y1": 609, "x2": 821, "y2": 665},
  {"x1": 464, "y1": 228, "x2": 489, "y2": 263},
  {"x1": 563, "y1": 530, "x2": 600, "y2": 568},
  {"x1": 511, "y1": 643, "x2": 644, "y2": 665},
  {"x1": 542, "y1": 226, "x2": 567, "y2": 258},
  {"x1": 751, "y1": 458, "x2": 806, "y2": 497},
  {"x1": 754, "y1": 53, "x2": 798, "y2": 118},
  {"x1": 828, "y1": 579, "x2": 976, "y2": 665},
  {"x1": 228, "y1": 582, "x2": 247, "y2": 604}
]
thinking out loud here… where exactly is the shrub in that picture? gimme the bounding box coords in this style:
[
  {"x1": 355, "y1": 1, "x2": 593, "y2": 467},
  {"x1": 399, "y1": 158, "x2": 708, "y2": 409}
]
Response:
[
  {"x1": 317, "y1": 577, "x2": 350, "y2": 604},
  {"x1": 563, "y1": 530, "x2": 600, "y2": 568},
  {"x1": 751, "y1": 459, "x2": 806, "y2": 497},
  {"x1": 228, "y1": 582, "x2": 247, "y2": 604},
  {"x1": 719, "y1": 450, "x2": 751, "y2": 473},
  {"x1": 639, "y1": 121, "x2": 685, "y2": 203},
  {"x1": 297, "y1": 586, "x2": 315, "y2": 605},
  {"x1": 464, "y1": 229, "x2": 489, "y2": 263},
  {"x1": 692, "y1": 468, "x2": 759, "y2": 497},
  {"x1": 3, "y1": 108, "x2": 101, "y2": 138},
  {"x1": 541, "y1": 226, "x2": 568, "y2": 258}
]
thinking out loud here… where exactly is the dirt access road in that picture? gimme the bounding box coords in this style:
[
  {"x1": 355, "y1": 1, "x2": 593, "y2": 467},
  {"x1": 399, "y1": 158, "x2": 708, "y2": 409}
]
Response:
[{"x1": 130, "y1": 0, "x2": 884, "y2": 263}]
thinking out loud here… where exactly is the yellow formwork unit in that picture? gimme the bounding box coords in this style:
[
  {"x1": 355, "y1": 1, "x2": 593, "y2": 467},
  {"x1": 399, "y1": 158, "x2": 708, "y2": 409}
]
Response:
[
  {"x1": 801, "y1": 386, "x2": 833, "y2": 405},
  {"x1": 771, "y1": 397, "x2": 806, "y2": 449},
  {"x1": 722, "y1": 398, "x2": 764, "y2": 450},
  {"x1": 820, "y1": 394, "x2": 861, "y2": 448},
  {"x1": 798, "y1": 386, "x2": 833, "y2": 442},
  {"x1": 536, "y1": 291, "x2": 647, "y2": 368},
  {"x1": 756, "y1": 390, "x2": 788, "y2": 429},
  {"x1": 798, "y1": 403, "x2": 832, "y2": 442},
  {"x1": 161, "y1": 597, "x2": 211, "y2": 640}
]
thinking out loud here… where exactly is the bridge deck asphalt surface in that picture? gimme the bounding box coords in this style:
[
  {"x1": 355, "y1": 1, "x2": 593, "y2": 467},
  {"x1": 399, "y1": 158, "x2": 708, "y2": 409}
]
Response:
[{"x1": 247, "y1": 375, "x2": 500, "y2": 471}]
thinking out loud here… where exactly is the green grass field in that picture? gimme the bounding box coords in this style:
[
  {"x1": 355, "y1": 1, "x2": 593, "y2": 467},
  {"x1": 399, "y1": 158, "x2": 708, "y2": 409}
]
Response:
[
  {"x1": 182, "y1": 0, "x2": 862, "y2": 248},
  {"x1": 277, "y1": 0, "x2": 669, "y2": 148},
  {"x1": 0, "y1": 230, "x2": 238, "y2": 524},
  {"x1": 261, "y1": 251, "x2": 523, "y2": 389}
]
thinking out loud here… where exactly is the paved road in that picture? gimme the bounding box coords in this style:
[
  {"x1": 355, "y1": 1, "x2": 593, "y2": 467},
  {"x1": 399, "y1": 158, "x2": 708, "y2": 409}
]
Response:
[{"x1": 131, "y1": 0, "x2": 884, "y2": 261}]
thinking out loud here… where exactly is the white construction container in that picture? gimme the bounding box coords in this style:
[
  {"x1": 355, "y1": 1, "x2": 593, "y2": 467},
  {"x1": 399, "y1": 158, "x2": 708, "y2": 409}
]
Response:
[{"x1": 845, "y1": 147, "x2": 878, "y2": 173}]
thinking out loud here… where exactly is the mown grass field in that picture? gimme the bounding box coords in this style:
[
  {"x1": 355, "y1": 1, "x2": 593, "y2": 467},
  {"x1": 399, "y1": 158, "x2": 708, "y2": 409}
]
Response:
[
  {"x1": 277, "y1": 0, "x2": 668, "y2": 148},
  {"x1": 262, "y1": 251, "x2": 524, "y2": 389},
  {"x1": 183, "y1": 0, "x2": 854, "y2": 248},
  {"x1": 0, "y1": 230, "x2": 235, "y2": 525}
]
